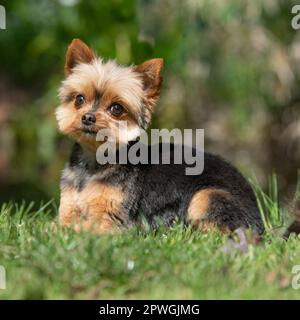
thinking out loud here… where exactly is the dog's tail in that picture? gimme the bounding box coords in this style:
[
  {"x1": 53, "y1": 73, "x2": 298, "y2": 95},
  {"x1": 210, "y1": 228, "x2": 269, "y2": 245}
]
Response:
[{"x1": 284, "y1": 198, "x2": 300, "y2": 239}]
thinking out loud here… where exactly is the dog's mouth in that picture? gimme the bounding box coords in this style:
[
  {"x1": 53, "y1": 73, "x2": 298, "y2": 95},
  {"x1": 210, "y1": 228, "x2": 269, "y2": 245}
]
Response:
[{"x1": 81, "y1": 127, "x2": 98, "y2": 136}]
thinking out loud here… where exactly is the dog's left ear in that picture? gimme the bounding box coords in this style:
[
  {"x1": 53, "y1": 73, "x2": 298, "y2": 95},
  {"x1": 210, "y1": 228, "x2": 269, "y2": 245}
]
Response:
[
  {"x1": 134, "y1": 58, "x2": 164, "y2": 99},
  {"x1": 65, "y1": 39, "x2": 96, "y2": 74}
]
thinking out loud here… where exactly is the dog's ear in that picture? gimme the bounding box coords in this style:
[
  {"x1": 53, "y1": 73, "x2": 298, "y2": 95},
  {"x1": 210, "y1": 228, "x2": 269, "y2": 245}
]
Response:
[
  {"x1": 134, "y1": 58, "x2": 164, "y2": 99},
  {"x1": 65, "y1": 39, "x2": 96, "y2": 74}
]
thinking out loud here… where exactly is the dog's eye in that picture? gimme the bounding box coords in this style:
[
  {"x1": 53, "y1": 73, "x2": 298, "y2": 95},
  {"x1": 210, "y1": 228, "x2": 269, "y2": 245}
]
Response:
[
  {"x1": 75, "y1": 94, "x2": 85, "y2": 107},
  {"x1": 108, "y1": 103, "x2": 124, "y2": 117}
]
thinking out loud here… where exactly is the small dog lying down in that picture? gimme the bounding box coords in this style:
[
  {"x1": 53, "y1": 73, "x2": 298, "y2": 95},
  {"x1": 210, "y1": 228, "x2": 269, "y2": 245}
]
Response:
[{"x1": 56, "y1": 39, "x2": 264, "y2": 235}]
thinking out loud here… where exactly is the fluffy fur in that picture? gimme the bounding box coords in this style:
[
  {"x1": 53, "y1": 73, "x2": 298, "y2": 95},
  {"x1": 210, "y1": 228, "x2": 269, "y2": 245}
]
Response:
[{"x1": 56, "y1": 39, "x2": 264, "y2": 235}]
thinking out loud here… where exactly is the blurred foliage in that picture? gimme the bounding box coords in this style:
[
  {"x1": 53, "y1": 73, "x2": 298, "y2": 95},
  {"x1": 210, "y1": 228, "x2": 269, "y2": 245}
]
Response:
[{"x1": 1, "y1": 0, "x2": 300, "y2": 203}]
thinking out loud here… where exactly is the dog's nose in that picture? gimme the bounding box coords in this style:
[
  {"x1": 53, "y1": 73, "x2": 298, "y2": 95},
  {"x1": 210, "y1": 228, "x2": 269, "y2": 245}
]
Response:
[{"x1": 82, "y1": 113, "x2": 96, "y2": 126}]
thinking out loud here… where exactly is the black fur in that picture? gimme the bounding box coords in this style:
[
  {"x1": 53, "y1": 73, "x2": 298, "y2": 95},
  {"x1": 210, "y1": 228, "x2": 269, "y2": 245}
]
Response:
[{"x1": 61, "y1": 142, "x2": 264, "y2": 234}]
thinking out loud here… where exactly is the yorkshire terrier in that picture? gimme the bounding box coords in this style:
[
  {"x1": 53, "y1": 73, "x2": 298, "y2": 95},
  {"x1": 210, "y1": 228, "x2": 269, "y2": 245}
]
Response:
[{"x1": 56, "y1": 39, "x2": 264, "y2": 234}]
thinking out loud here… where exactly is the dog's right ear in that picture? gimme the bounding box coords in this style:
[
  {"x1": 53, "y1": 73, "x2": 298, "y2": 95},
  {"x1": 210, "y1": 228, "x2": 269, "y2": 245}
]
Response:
[{"x1": 65, "y1": 39, "x2": 95, "y2": 74}]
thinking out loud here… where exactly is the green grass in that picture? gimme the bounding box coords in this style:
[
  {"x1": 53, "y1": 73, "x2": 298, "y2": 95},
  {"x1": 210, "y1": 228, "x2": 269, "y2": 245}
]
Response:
[{"x1": 1, "y1": 178, "x2": 300, "y2": 299}]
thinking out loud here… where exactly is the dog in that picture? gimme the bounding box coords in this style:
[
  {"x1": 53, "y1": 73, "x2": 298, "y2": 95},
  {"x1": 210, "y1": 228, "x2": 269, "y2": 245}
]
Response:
[{"x1": 56, "y1": 39, "x2": 264, "y2": 234}]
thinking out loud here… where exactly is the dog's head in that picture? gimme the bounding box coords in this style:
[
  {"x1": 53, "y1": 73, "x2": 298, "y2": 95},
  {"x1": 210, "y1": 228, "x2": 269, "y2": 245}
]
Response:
[{"x1": 56, "y1": 39, "x2": 163, "y2": 151}]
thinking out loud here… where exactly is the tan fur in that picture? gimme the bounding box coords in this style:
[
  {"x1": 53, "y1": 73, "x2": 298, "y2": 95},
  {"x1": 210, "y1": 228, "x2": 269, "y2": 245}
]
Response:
[
  {"x1": 134, "y1": 58, "x2": 163, "y2": 99},
  {"x1": 58, "y1": 186, "x2": 81, "y2": 226},
  {"x1": 134, "y1": 58, "x2": 164, "y2": 124},
  {"x1": 59, "y1": 59, "x2": 144, "y2": 117},
  {"x1": 56, "y1": 59, "x2": 145, "y2": 151},
  {"x1": 65, "y1": 39, "x2": 96, "y2": 74},
  {"x1": 59, "y1": 181, "x2": 124, "y2": 234},
  {"x1": 56, "y1": 40, "x2": 164, "y2": 152},
  {"x1": 57, "y1": 39, "x2": 164, "y2": 233},
  {"x1": 187, "y1": 188, "x2": 230, "y2": 233}
]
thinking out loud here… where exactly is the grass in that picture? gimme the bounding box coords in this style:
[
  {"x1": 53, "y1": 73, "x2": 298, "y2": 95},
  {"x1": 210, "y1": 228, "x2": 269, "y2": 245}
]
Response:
[{"x1": 0, "y1": 178, "x2": 300, "y2": 299}]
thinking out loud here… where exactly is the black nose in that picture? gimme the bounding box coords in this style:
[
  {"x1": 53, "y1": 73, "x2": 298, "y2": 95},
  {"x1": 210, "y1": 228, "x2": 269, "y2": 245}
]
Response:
[{"x1": 81, "y1": 113, "x2": 96, "y2": 126}]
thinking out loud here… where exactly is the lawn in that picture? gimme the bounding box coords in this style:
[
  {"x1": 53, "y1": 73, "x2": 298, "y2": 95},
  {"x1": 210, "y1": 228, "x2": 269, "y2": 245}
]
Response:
[{"x1": 0, "y1": 178, "x2": 300, "y2": 299}]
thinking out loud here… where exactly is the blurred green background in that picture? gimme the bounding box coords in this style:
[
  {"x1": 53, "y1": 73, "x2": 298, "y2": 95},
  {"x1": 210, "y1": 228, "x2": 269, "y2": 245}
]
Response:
[{"x1": 1, "y1": 0, "x2": 300, "y2": 204}]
